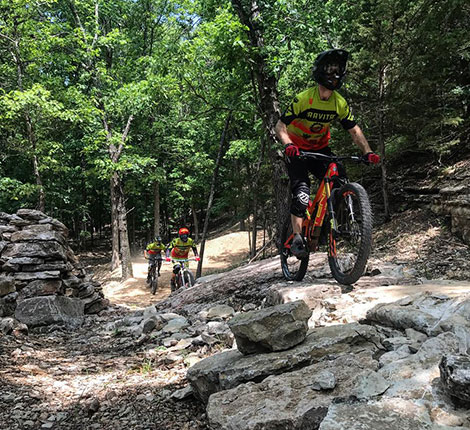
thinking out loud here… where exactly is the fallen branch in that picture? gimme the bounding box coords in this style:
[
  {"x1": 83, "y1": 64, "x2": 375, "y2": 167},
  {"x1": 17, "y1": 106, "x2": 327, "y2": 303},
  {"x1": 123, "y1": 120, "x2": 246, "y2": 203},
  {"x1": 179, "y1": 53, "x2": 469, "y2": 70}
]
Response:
[{"x1": 248, "y1": 238, "x2": 274, "y2": 264}]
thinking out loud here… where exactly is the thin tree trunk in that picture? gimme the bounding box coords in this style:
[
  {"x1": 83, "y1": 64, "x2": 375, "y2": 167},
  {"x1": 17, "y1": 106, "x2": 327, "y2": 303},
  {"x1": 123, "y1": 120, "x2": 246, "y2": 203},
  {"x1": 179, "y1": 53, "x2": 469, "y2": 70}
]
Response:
[
  {"x1": 110, "y1": 175, "x2": 120, "y2": 270},
  {"x1": 32, "y1": 152, "x2": 45, "y2": 212},
  {"x1": 251, "y1": 196, "x2": 257, "y2": 258},
  {"x1": 378, "y1": 66, "x2": 390, "y2": 220},
  {"x1": 192, "y1": 204, "x2": 199, "y2": 241},
  {"x1": 196, "y1": 112, "x2": 232, "y2": 278},
  {"x1": 231, "y1": 0, "x2": 289, "y2": 246},
  {"x1": 117, "y1": 179, "x2": 133, "y2": 279},
  {"x1": 153, "y1": 181, "x2": 160, "y2": 237}
]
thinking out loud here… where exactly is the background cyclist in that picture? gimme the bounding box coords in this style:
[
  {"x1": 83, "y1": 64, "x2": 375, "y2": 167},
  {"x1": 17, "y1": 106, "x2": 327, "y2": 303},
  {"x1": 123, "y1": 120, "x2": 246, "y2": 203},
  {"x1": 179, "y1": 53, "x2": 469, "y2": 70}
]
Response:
[
  {"x1": 165, "y1": 227, "x2": 200, "y2": 290},
  {"x1": 275, "y1": 48, "x2": 380, "y2": 259},
  {"x1": 144, "y1": 235, "x2": 165, "y2": 282}
]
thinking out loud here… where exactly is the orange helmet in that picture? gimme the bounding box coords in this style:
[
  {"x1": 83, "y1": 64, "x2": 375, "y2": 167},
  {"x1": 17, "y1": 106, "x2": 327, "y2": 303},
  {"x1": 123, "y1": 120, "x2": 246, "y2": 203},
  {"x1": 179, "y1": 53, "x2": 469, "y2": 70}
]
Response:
[{"x1": 178, "y1": 227, "x2": 189, "y2": 242}]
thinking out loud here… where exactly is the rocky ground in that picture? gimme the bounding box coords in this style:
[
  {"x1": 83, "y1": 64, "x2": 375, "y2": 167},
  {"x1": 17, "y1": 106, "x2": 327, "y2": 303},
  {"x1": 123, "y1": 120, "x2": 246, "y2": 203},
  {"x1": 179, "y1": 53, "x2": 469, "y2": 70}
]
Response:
[{"x1": 1, "y1": 207, "x2": 470, "y2": 429}]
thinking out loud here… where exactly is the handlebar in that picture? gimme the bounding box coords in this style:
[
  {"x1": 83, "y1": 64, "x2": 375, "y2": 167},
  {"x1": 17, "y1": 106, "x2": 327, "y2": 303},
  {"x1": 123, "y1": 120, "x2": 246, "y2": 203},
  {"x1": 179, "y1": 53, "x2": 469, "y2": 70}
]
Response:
[
  {"x1": 297, "y1": 151, "x2": 365, "y2": 164},
  {"x1": 164, "y1": 257, "x2": 199, "y2": 263}
]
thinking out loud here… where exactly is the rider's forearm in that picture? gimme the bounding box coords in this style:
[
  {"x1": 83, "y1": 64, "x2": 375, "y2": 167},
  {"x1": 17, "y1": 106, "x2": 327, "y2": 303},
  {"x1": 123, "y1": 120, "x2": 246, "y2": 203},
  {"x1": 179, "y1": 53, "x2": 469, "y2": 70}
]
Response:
[
  {"x1": 192, "y1": 247, "x2": 198, "y2": 256},
  {"x1": 275, "y1": 120, "x2": 293, "y2": 145},
  {"x1": 349, "y1": 125, "x2": 372, "y2": 154}
]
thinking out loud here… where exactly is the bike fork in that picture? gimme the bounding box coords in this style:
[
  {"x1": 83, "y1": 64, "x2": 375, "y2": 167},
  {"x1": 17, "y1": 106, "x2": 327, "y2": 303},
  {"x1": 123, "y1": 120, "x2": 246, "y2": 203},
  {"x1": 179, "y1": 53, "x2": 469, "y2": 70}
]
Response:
[{"x1": 326, "y1": 179, "x2": 339, "y2": 237}]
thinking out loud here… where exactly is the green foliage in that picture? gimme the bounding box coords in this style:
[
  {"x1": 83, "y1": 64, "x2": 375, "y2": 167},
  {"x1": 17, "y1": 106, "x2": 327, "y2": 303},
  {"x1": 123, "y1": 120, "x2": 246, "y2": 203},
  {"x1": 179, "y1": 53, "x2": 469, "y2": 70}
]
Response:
[{"x1": 0, "y1": 0, "x2": 469, "y2": 235}]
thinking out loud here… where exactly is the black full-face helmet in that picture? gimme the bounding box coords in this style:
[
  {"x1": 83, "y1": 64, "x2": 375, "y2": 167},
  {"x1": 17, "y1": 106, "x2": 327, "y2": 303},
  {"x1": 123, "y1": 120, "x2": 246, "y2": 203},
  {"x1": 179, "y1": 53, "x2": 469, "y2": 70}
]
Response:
[{"x1": 312, "y1": 49, "x2": 349, "y2": 90}]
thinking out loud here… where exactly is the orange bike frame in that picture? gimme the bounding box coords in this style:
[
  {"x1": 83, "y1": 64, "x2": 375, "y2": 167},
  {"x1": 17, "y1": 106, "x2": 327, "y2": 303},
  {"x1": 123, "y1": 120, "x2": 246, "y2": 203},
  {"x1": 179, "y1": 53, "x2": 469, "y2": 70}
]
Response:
[{"x1": 284, "y1": 162, "x2": 340, "y2": 252}]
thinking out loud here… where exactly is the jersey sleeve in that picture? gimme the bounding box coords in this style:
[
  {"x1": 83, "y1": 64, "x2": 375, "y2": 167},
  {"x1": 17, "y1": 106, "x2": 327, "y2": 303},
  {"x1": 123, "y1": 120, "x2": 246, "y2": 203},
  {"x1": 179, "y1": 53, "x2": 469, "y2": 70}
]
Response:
[
  {"x1": 280, "y1": 95, "x2": 303, "y2": 125},
  {"x1": 336, "y1": 95, "x2": 356, "y2": 130}
]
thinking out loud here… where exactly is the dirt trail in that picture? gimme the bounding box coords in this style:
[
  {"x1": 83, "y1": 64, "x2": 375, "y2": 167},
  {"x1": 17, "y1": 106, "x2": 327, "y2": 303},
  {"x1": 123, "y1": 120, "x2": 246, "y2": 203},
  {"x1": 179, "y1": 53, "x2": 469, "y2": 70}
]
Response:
[{"x1": 99, "y1": 231, "x2": 269, "y2": 308}]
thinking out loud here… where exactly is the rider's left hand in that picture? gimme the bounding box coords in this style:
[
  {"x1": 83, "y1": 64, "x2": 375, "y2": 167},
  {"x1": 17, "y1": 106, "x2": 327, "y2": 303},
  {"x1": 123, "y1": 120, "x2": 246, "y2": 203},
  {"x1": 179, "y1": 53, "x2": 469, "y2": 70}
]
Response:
[
  {"x1": 195, "y1": 256, "x2": 200, "y2": 261},
  {"x1": 362, "y1": 152, "x2": 380, "y2": 165}
]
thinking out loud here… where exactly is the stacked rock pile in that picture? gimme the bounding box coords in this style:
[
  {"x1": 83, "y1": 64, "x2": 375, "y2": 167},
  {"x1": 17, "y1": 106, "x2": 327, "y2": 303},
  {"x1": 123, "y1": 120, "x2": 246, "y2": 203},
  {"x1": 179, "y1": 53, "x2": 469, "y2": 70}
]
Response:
[
  {"x1": 0, "y1": 209, "x2": 108, "y2": 333},
  {"x1": 185, "y1": 296, "x2": 470, "y2": 429}
]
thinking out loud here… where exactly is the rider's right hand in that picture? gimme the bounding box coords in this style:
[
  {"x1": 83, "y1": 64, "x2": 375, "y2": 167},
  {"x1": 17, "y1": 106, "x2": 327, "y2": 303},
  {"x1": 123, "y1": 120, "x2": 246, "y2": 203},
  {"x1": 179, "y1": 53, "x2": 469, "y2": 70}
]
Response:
[
  {"x1": 165, "y1": 257, "x2": 171, "y2": 262},
  {"x1": 285, "y1": 143, "x2": 299, "y2": 158}
]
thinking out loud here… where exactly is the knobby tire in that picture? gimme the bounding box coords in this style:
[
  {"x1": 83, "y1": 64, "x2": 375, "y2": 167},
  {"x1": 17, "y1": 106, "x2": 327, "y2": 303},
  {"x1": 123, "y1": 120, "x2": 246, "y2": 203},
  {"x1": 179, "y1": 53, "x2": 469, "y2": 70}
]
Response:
[
  {"x1": 280, "y1": 218, "x2": 309, "y2": 281},
  {"x1": 150, "y1": 265, "x2": 158, "y2": 295},
  {"x1": 328, "y1": 182, "x2": 372, "y2": 285},
  {"x1": 184, "y1": 270, "x2": 195, "y2": 288}
]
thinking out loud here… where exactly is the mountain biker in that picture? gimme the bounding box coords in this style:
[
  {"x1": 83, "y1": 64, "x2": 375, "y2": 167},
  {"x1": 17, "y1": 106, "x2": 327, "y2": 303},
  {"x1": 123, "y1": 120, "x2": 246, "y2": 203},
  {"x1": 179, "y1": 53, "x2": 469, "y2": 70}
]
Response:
[
  {"x1": 144, "y1": 236, "x2": 165, "y2": 282},
  {"x1": 165, "y1": 227, "x2": 200, "y2": 290},
  {"x1": 275, "y1": 48, "x2": 380, "y2": 260}
]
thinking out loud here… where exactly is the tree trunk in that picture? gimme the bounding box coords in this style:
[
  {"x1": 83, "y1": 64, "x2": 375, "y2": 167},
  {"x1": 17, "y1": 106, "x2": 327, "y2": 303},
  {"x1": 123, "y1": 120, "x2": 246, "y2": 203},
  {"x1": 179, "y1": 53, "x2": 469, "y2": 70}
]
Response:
[
  {"x1": 231, "y1": 0, "x2": 289, "y2": 246},
  {"x1": 153, "y1": 181, "x2": 160, "y2": 237},
  {"x1": 110, "y1": 175, "x2": 121, "y2": 270},
  {"x1": 111, "y1": 172, "x2": 133, "y2": 279},
  {"x1": 106, "y1": 115, "x2": 134, "y2": 278},
  {"x1": 251, "y1": 196, "x2": 258, "y2": 258},
  {"x1": 192, "y1": 204, "x2": 199, "y2": 241},
  {"x1": 196, "y1": 112, "x2": 232, "y2": 278},
  {"x1": 378, "y1": 66, "x2": 390, "y2": 220}
]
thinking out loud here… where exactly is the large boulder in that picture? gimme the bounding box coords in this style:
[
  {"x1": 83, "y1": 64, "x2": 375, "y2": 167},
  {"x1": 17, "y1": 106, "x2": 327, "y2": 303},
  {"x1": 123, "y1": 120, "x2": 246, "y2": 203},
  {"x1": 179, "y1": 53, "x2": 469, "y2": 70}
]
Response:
[
  {"x1": 15, "y1": 296, "x2": 85, "y2": 328},
  {"x1": 207, "y1": 353, "x2": 378, "y2": 430},
  {"x1": 439, "y1": 354, "x2": 470, "y2": 406},
  {"x1": 187, "y1": 323, "x2": 383, "y2": 403},
  {"x1": 228, "y1": 300, "x2": 312, "y2": 354}
]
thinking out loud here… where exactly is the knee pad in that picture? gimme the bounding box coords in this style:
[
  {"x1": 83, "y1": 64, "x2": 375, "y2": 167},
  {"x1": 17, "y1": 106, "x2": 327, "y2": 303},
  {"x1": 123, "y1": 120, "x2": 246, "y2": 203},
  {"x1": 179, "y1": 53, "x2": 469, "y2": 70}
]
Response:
[{"x1": 290, "y1": 184, "x2": 310, "y2": 217}]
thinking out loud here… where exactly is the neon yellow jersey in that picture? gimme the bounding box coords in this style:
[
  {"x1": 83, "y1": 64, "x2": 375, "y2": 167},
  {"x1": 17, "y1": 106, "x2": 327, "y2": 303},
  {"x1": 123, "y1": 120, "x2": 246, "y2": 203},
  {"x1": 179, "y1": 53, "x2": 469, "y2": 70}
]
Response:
[
  {"x1": 146, "y1": 242, "x2": 165, "y2": 255},
  {"x1": 281, "y1": 86, "x2": 356, "y2": 151},
  {"x1": 169, "y1": 237, "x2": 195, "y2": 259}
]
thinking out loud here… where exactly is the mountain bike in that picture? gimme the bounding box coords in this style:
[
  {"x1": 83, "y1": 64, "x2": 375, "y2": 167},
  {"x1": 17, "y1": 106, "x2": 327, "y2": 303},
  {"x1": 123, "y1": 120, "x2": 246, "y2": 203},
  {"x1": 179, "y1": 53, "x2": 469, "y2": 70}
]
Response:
[
  {"x1": 147, "y1": 256, "x2": 161, "y2": 295},
  {"x1": 171, "y1": 258, "x2": 196, "y2": 292},
  {"x1": 280, "y1": 151, "x2": 373, "y2": 285}
]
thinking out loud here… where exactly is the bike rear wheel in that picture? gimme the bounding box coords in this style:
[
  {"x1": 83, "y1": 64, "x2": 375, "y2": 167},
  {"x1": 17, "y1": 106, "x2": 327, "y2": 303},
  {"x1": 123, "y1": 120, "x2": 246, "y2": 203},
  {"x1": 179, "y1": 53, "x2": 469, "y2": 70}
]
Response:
[
  {"x1": 280, "y1": 218, "x2": 309, "y2": 281},
  {"x1": 328, "y1": 182, "x2": 372, "y2": 285}
]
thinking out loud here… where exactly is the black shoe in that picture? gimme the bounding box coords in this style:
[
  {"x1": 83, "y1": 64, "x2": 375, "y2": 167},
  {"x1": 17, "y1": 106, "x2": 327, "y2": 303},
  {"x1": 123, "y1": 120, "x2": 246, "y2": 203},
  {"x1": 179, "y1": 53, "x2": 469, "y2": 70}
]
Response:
[
  {"x1": 158, "y1": 272, "x2": 161, "y2": 277},
  {"x1": 291, "y1": 233, "x2": 308, "y2": 260}
]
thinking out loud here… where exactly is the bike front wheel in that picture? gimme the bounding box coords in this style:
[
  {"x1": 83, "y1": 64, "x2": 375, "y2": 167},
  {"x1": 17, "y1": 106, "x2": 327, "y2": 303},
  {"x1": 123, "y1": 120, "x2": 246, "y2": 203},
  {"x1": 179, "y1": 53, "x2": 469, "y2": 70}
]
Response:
[
  {"x1": 328, "y1": 182, "x2": 372, "y2": 285},
  {"x1": 183, "y1": 270, "x2": 195, "y2": 288},
  {"x1": 280, "y1": 218, "x2": 309, "y2": 281},
  {"x1": 150, "y1": 270, "x2": 158, "y2": 295}
]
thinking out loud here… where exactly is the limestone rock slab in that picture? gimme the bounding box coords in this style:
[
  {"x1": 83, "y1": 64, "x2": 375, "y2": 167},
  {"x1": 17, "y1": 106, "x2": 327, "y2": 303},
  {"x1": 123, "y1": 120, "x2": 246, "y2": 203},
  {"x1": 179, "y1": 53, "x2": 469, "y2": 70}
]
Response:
[
  {"x1": 0, "y1": 276, "x2": 16, "y2": 297},
  {"x1": 207, "y1": 353, "x2": 377, "y2": 430},
  {"x1": 17, "y1": 280, "x2": 64, "y2": 300},
  {"x1": 2, "y1": 242, "x2": 66, "y2": 260},
  {"x1": 15, "y1": 296, "x2": 84, "y2": 327},
  {"x1": 318, "y1": 398, "x2": 434, "y2": 430},
  {"x1": 266, "y1": 282, "x2": 342, "y2": 309},
  {"x1": 187, "y1": 323, "x2": 382, "y2": 403},
  {"x1": 228, "y1": 300, "x2": 312, "y2": 354}
]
